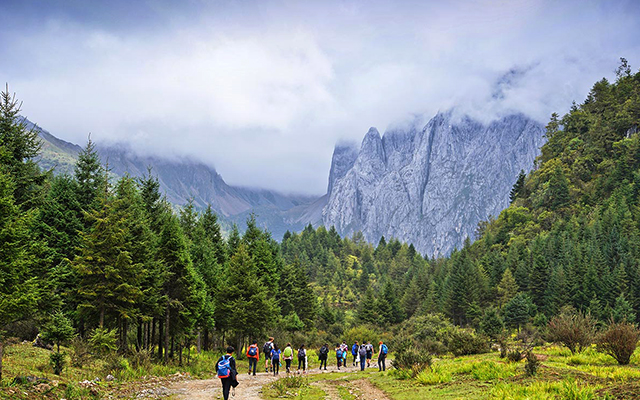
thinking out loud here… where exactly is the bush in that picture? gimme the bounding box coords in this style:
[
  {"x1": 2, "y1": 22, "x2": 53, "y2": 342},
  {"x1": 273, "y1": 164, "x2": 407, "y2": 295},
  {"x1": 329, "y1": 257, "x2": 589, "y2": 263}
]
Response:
[
  {"x1": 480, "y1": 308, "x2": 504, "y2": 339},
  {"x1": 447, "y1": 328, "x2": 489, "y2": 356},
  {"x1": 70, "y1": 337, "x2": 92, "y2": 368},
  {"x1": 397, "y1": 314, "x2": 453, "y2": 355},
  {"x1": 88, "y1": 327, "x2": 117, "y2": 356},
  {"x1": 50, "y1": 351, "x2": 66, "y2": 375},
  {"x1": 525, "y1": 351, "x2": 540, "y2": 376},
  {"x1": 391, "y1": 346, "x2": 432, "y2": 377},
  {"x1": 268, "y1": 376, "x2": 309, "y2": 397},
  {"x1": 597, "y1": 321, "x2": 640, "y2": 365},
  {"x1": 547, "y1": 310, "x2": 596, "y2": 354},
  {"x1": 507, "y1": 349, "x2": 523, "y2": 363}
]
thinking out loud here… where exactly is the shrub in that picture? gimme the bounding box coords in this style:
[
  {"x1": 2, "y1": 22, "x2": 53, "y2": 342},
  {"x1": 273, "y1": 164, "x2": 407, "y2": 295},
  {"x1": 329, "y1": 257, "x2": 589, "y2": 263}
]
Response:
[
  {"x1": 268, "y1": 376, "x2": 308, "y2": 397},
  {"x1": 50, "y1": 351, "x2": 66, "y2": 375},
  {"x1": 88, "y1": 327, "x2": 117, "y2": 356},
  {"x1": 70, "y1": 337, "x2": 92, "y2": 368},
  {"x1": 507, "y1": 349, "x2": 523, "y2": 363},
  {"x1": 480, "y1": 308, "x2": 504, "y2": 339},
  {"x1": 525, "y1": 351, "x2": 540, "y2": 376},
  {"x1": 41, "y1": 312, "x2": 76, "y2": 353},
  {"x1": 597, "y1": 321, "x2": 640, "y2": 365},
  {"x1": 391, "y1": 346, "x2": 432, "y2": 377},
  {"x1": 129, "y1": 348, "x2": 153, "y2": 370},
  {"x1": 447, "y1": 328, "x2": 489, "y2": 356},
  {"x1": 548, "y1": 310, "x2": 596, "y2": 354}
]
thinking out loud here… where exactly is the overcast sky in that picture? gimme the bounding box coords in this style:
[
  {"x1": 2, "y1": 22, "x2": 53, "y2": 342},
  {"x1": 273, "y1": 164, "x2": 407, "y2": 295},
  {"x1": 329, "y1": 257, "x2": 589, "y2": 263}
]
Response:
[{"x1": 1, "y1": 0, "x2": 639, "y2": 194}]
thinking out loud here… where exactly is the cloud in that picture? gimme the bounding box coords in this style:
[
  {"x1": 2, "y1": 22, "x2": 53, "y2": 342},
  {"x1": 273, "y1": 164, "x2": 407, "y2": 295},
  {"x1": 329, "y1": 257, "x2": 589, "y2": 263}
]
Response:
[{"x1": 1, "y1": 0, "x2": 639, "y2": 194}]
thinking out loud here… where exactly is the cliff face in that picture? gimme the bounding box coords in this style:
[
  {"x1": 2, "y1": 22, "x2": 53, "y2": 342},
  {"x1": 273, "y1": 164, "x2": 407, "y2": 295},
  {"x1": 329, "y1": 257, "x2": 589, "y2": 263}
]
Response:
[{"x1": 322, "y1": 111, "x2": 546, "y2": 256}]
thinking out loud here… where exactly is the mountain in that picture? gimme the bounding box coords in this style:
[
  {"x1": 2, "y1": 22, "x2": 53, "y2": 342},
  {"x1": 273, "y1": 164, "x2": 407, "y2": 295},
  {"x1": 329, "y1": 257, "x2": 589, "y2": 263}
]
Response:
[
  {"x1": 30, "y1": 120, "x2": 320, "y2": 237},
  {"x1": 322, "y1": 111, "x2": 546, "y2": 256}
]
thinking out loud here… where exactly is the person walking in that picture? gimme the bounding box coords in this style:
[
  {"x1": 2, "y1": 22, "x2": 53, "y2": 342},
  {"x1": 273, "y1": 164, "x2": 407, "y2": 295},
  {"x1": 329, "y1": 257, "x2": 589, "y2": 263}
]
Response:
[
  {"x1": 271, "y1": 344, "x2": 281, "y2": 376},
  {"x1": 263, "y1": 337, "x2": 274, "y2": 373},
  {"x1": 351, "y1": 341, "x2": 359, "y2": 366},
  {"x1": 335, "y1": 343, "x2": 343, "y2": 370},
  {"x1": 318, "y1": 343, "x2": 329, "y2": 370},
  {"x1": 365, "y1": 341, "x2": 374, "y2": 368},
  {"x1": 283, "y1": 343, "x2": 294, "y2": 373},
  {"x1": 216, "y1": 346, "x2": 238, "y2": 400},
  {"x1": 358, "y1": 343, "x2": 367, "y2": 371},
  {"x1": 297, "y1": 344, "x2": 307, "y2": 373},
  {"x1": 246, "y1": 340, "x2": 260, "y2": 376},
  {"x1": 340, "y1": 341, "x2": 349, "y2": 367},
  {"x1": 378, "y1": 341, "x2": 388, "y2": 372}
]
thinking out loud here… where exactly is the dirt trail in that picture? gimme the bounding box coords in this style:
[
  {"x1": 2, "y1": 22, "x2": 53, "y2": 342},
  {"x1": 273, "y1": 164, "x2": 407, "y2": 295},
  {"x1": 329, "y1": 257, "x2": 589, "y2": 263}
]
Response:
[{"x1": 168, "y1": 362, "x2": 390, "y2": 399}]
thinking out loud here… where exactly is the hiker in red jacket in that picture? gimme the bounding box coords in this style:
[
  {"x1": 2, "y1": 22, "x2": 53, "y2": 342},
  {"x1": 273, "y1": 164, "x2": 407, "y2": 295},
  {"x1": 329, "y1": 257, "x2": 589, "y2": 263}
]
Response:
[{"x1": 246, "y1": 340, "x2": 260, "y2": 376}]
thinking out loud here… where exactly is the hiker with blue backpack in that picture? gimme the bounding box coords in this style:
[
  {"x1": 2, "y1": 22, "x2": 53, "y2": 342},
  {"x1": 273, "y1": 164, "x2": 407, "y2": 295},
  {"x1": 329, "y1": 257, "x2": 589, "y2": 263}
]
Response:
[
  {"x1": 246, "y1": 340, "x2": 259, "y2": 376},
  {"x1": 271, "y1": 344, "x2": 281, "y2": 375},
  {"x1": 335, "y1": 343, "x2": 343, "y2": 370},
  {"x1": 351, "y1": 341, "x2": 359, "y2": 366},
  {"x1": 378, "y1": 341, "x2": 388, "y2": 371},
  {"x1": 216, "y1": 346, "x2": 238, "y2": 400}
]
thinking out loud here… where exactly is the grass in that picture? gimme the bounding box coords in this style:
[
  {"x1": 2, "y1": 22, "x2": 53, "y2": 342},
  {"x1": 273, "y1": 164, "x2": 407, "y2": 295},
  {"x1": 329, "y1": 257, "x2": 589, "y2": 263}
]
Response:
[
  {"x1": 275, "y1": 344, "x2": 640, "y2": 400},
  {"x1": 0, "y1": 342, "x2": 249, "y2": 399}
]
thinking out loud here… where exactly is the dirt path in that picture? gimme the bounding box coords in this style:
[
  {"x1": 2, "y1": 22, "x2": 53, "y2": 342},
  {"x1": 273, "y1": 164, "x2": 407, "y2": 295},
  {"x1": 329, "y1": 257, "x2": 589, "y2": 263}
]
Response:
[
  {"x1": 167, "y1": 362, "x2": 390, "y2": 399},
  {"x1": 168, "y1": 372, "x2": 278, "y2": 400}
]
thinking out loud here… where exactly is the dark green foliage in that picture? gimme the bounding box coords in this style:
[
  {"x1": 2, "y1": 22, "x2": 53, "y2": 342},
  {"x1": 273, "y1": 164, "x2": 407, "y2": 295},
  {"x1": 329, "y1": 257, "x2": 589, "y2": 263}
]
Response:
[
  {"x1": 525, "y1": 350, "x2": 540, "y2": 376},
  {"x1": 503, "y1": 293, "x2": 531, "y2": 331},
  {"x1": 479, "y1": 308, "x2": 504, "y2": 339},
  {"x1": 41, "y1": 312, "x2": 75, "y2": 353},
  {"x1": 509, "y1": 170, "x2": 526, "y2": 203},
  {"x1": 447, "y1": 328, "x2": 489, "y2": 356},
  {"x1": 74, "y1": 138, "x2": 106, "y2": 213},
  {"x1": 49, "y1": 351, "x2": 66, "y2": 375},
  {"x1": 392, "y1": 344, "x2": 432, "y2": 377}
]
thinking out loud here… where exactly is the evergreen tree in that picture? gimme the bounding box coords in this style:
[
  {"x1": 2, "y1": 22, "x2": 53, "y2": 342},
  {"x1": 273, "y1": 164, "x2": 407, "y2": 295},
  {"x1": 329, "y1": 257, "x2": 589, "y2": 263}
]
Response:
[
  {"x1": 503, "y1": 293, "x2": 531, "y2": 332},
  {"x1": 0, "y1": 85, "x2": 46, "y2": 209},
  {"x1": 74, "y1": 138, "x2": 106, "y2": 213},
  {"x1": 357, "y1": 288, "x2": 378, "y2": 324},
  {"x1": 0, "y1": 170, "x2": 40, "y2": 381},
  {"x1": 509, "y1": 170, "x2": 526, "y2": 203},
  {"x1": 496, "y1": 268, "x2": 519, "y2": 308}
]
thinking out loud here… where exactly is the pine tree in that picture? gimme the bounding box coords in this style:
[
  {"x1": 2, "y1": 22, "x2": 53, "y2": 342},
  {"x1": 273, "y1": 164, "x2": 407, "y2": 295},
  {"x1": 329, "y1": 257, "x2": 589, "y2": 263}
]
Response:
[
  {"x1": 74, "y1": 138, "x2": 106, "y2": 213},
  {"x1": 496, "y1": 268, "x2": 519, "y2": 308},
  {"x1": 0, "y1": 85, "x2": 46, "y2": 209},
  {"x1": 503, "y1": 293, "x2": 531, "y2": 332},
  {"x1": 357, "y1": 288, "x2": 378, "y2": 324},
  {"x1": 510, "y1": 170, "x2": 526, "y2": 203},
  {"x1": 0, "y1": 170, "x2": 40, "y2": 381},
  {"x1": 544, "y1": 165, "x2": 570, "y2": 210}
]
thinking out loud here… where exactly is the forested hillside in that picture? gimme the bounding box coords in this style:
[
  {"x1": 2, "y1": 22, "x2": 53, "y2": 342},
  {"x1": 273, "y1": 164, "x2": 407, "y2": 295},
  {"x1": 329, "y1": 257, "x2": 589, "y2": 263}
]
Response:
[{"x1": 1, "y1": 60, "x2": 639, "y2": 387}]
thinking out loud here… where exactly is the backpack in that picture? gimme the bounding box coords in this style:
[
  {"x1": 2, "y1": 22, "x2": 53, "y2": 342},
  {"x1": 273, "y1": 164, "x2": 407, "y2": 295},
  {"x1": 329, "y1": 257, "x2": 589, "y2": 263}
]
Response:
[
  {"x1": 263, "y1": 342, "x2": 272, "y2": 355},
  {"x1": 298, "y1": 348, "x2": 306, "y2": 358},
  {"x1": 248, "y1": 345, "x2": 258, "y2": 357},
  {"x1": 272, "y1": 350, "x2": 280, "y2": 360},
  {"x1": 359, "y1": 346, "x2": 367, "y2": 357},
  {"x1": 283, "y1": 347, "x2": 293, "y2": 358},
  {"x1": 217, "y1": 355, "x2": 232, "y2": 379},
  {"x1": 336, "y1": 349, "x2": 343, "y2": 358},
  {"x1": 381, "y1": 344, "x2": 388, "y2": 355},
  {"x1": 320, "y1": 346, "x2": 329, "y2": 356}
]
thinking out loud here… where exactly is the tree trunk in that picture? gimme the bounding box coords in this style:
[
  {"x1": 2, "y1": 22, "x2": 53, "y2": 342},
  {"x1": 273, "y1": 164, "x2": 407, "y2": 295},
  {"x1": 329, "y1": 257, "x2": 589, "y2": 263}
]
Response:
[
  {"x1": 170, "y1": 336, "x2": 174, "y2": 359},
  {"x1": 123, "y1": 318, "x2": 128, "y2": 353},
  {"x1": 158, "y1": 318, "x2": 163, "y2": 360},
  {"x1": 137, "y1": 318, "x2": 143, "y2": 351},
  {"x1": 197, "y1": 329, "x2": 201, "y2": 354},
  {"x1": 0, "y1": 340, "x2": 4, "y2": 382},
  {"x1": 164, "y1": 309, "x2": 170, "y2": 363},
  {"x1": 178, "y1": 343, "x2": 183, "y2": 365},
  {"x1": 99, "y1": 306, "x2": 105, "y2": 328},
  {"x1": 203, "y1": 328, "x2": 209, "y2": 351}
]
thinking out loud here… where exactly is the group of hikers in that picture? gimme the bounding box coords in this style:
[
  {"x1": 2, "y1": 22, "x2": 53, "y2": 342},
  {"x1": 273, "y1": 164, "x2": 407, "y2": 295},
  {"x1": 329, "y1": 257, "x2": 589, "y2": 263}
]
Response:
[{"x1": 215, "y1": 337, "x2": 390, "y2": 400}]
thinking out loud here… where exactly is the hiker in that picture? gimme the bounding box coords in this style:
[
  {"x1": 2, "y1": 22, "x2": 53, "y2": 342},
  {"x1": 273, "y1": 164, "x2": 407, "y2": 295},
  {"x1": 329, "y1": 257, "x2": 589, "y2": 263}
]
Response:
[
  {"x1": 216, "y1": 346, "x2": 238, "y2": 400},
  {"x1": 358, "y1": 343, "x2": 367, "y2": 371},
  {"x1": 271, "y1": 344, "x2": 281, "y2": 376},
  {"x1": 263, "y1": 337, "x2": 274, "y2": 373},
  {"x1": 365, "y1": 341, "x2": 374, "y2": 367},
  {"x1": 378, "y1": 341, "x2": 388, "y2": 372},
  {"x1": 351, "y1": 341, "x2": 359, "y2": 366},
  {"x1": 297, "y1": 344, "x2": 307, "y2": 373},
  {"x1": 246, "y1": 340, "x2": 260, "y2": 376},
  {"x1": 318, "y1": 343, "x2": 329, "y2": 370},
  {"x1": 283, "y1": 342, "x2": 294, "y2": 373},
  {"x1": 335, "y1": 343, "x2": 343, "y2": 370},
  {"x1": 340, "y1": 340, "x2": 349, "y2": 367}
]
